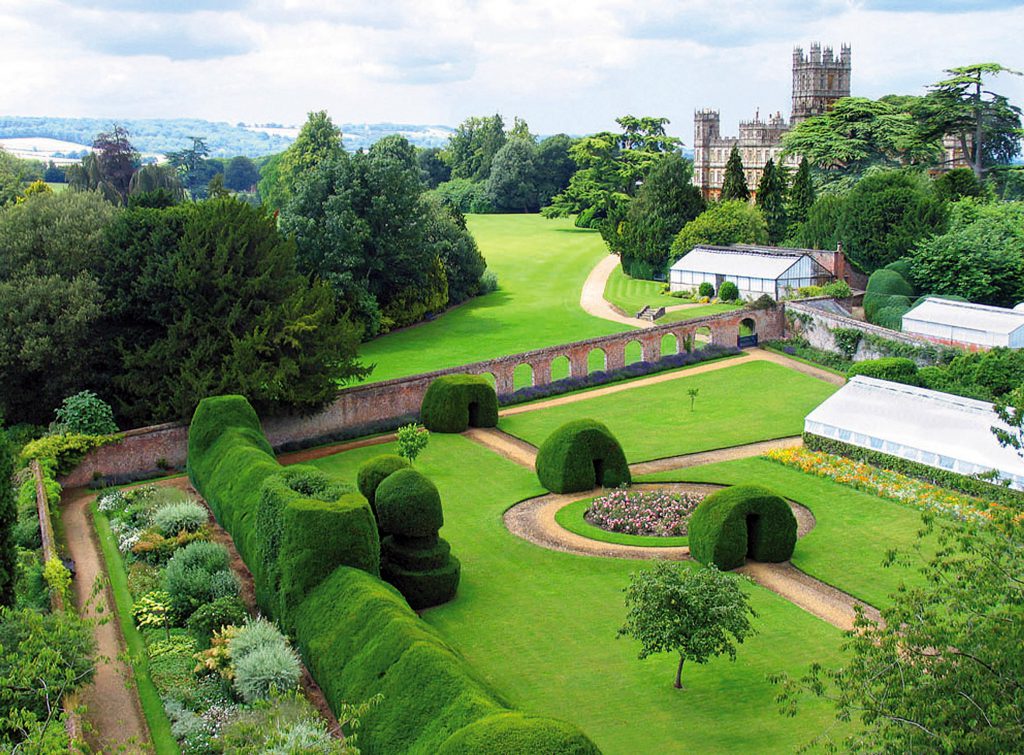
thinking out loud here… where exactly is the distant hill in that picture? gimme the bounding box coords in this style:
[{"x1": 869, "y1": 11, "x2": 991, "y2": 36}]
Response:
[{"x1": 0, "y1": 116, "x2": 456, "y2": 159}]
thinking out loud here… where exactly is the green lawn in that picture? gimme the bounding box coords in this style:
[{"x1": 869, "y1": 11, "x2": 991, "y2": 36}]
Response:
[
  {"x1": 357, "y1": 215, "x2": 632, "y2": 384},
  {"x1": 602, "y1": 263, "x2": 678, "y2": 314},
  {"x1": 639, "y1": 458, "x2": 934, "y2": 608},
  {"x1": 306, "y1": 435, "x2": 845, "y2": 754},
  {"x1": 499, "y1": 360, "x2": 837, "y2": 462},
  {"x1": 658, "y1": 302, "x2": 743, "y2": 323}
]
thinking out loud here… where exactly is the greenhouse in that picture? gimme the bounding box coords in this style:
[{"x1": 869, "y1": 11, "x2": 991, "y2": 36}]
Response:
[
  {"x1": 901, "y1": 297, "x2": 1024, "y2": 349},
  {"x1": 669, "y1": 245, "x2": 833, "y2": 300},
  {"x1": 804, "y1": 376, "x2": 1024, "y2": 490}
]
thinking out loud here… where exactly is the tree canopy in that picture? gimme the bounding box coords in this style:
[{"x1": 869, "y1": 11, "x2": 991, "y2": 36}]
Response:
[
  {"x1": 670, "y1": 201, "x2": 769, "y2": 259},
  {"x1": 756, "y1": 158, "x2": 788, "y2": 244},
  {"x1": 720, "y1": 146, "x2": 750, "y2": 202}
]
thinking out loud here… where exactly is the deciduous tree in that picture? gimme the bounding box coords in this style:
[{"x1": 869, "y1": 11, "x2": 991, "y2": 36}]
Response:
[
  {"x1": 670, "y1": 201, "x2": 768, "y2": 258},
  {"x1": 485, "y1": 137, "x2": 538, "y2": 212}
]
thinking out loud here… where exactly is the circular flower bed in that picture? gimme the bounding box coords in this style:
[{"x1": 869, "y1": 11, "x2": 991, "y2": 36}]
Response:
[{"x1": 584, "y1": 487, "x2": 704, "y2": 537}]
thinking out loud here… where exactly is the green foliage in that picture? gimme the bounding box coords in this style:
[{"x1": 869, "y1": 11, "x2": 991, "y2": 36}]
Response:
[
  {"x1": 42, "y1": 556, "x2": 71, "y2": 605},
  {"x1": 356, "y1": 454, "x2": 410, "y2": 512},
  {"x1": 375, "y1": 468, "x2": 443, "y2": 538},
  {"x1": 396, "y1": 423, "x2": 430, "y2": 464},
  {"x1": 437, "y1": 713, "x2": 601, "y2": 754},
  {"x1": 431, "y1": 178, "x2": 492, "y2": 214},
  {"x1": 486, "y1": 137, "x2": 539, "y2": 212},
  {"x1": 822, "y1": 280, "x2": 852, "y2": 299},
  {"x1": 720, "y1": 146, "x2": 750, "y2": 202},
  {"x1": 688, "y1": 484, "x2": 797, "y2": 570},
  {"x1": 934, "y1": 167, "x2": 982, "y2": 202},
  {"x1": 793, "y1": 193, "x2": 844, "y2": 251},
  {"x1": 219, "y1": 689, "x2": 366, "y2": 754},
  {"x1": 421, "y1": 194, "x2": 487, "y2": 305},
  {"x1": 162, "y1": 540, "x2": 238, "y2": 622},
  {"x1": 293, "y1": 566, "x2": 595, "y2": 753},
  {"x1": 233, "y1": 641, "x2": 302, "y2": 704},
  {"x1": 20, "y1": 432, "x2": 116, "y2": 476},
  {"x1": 670, "y1": 201, "x2": 769, "y2": 258},
  {"x1": 223, "y1": 155, "x2": 260, "y2": 192},
  {"x1": 535, "y1": 419, "x2": 631, "y2": 493},
  {"x1": 830, "y1": 328, "x2": 863, "y2": 359},
  {"x1": 186, "y1": 595, "x2": 246, "y2": 648},
  {"x1": 908, "y1": 200, "x2": 1024, "y2": 307},
  {"x1": 0, "y1": 429, "x2": 14, "y2": 608},
  {"x1": 847, "y1": 357, "x2": 920, "y2": 385},
  {"x1": 420, "y1": 374, "x2": 499, "y2": 433},
  {"x1": 446, "y1": 114, "x2": 508, "y2": 183},
  {"x1": 836, "y1": 170, "x2": 947, "y2": 273},
  {"x1": 787, "y1": 157, "x2": 815, "y2": 230},
  {"x1": 698, "y1": 281, "x2": 715, "y2": 298},
  {"x1": 756, "y1": 158, "x2": 788, "y2": 244},
  {"x1": 618, "y1": 562, "x2": 756, "y2": 689},
  {"x1": 873, "y1": 305, "x2": 911, "y2": 330},
  {"x1": 133, "y1": 591, "x2": 172, "y2": 639},
  {"x1": 718, "y1": 281, "x2": 739, "y2": 302},
  {"x1": 151, "y1": 499, "x2": 207, "y2": 536},
  {"x1": 53, "y1": 390, "x2": 118, "y2": 435},
  {"x1": 617, "y1": 152, "x2": 705, "y2": 278},
  {"x1": 773, "y1": 504, "x2": 1024, "y2": 752},
  {"x1": 381, "y1": 552, "x2": 461, "y2": 611},
  {"x1": 864, "y1": 268, "x2": 915, "y2": 322}
]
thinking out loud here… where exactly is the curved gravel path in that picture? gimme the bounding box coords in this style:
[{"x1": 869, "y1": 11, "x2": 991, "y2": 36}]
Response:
[{"x1": 580, "y1": 254, "x2": 648, "y2": 327}]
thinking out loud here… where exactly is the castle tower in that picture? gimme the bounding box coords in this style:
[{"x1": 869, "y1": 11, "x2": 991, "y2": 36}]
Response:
[
  {"x1": 791, "y1": 43, "x2": 851, "y2": 124},
  {"x1": 692, "y1": 109, "x2": 721, "y2": 198}
]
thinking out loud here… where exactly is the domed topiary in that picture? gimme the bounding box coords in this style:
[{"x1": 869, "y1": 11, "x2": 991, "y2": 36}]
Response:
[
  {"x1": 534, "y1": 419, "x2": 630, "y2": 494},
  {"x1": 420, "y1": 375, "x2": 499, "y2": 433},
  {"x1": 718, "y1": 281, "x2": 739, "y2": 302},
  {"x1": 688, "y1": 484, "x2": 797, "y2": 570},
  {"x1": 357, "y1": 454, "x2": 411, "y2": 512},
  {"x1": 374, "y1": 469, "x2": 443, "y2": 538}
]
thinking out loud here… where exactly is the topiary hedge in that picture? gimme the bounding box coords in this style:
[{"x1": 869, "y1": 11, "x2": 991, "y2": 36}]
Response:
[
  {"x1": 356, "y1": 454, "x2": 410, "y2": 514},
  {"x1": 688, "y1": 484, "x2": 797, "y2": 570},
  {"x1": 375, "y1": 469, "x2": 444, "y2": 538},
  {"x1": 847, "y1": 357, "x2": 919, "y2": 385},
  {"x1": 420, "y1": 375, "x2": 499, "y2": 433},
  {"x1": 293, "y1": 567, "x2": 599, "y2": 755},
  {"x1": 864, "y1": 268, "x2": 915, "y2": 323},
  {"x1": 535, "y1": 420, "x2": 630, "y2": 493}
]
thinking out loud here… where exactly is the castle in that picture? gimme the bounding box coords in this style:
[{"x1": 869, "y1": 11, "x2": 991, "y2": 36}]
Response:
[{"x1": 693, "y1": 43, "x2": 852, "y2": 200}]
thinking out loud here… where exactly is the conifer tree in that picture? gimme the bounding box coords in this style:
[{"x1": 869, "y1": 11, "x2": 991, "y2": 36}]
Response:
[
  {"x1": 788, "y1": 157, "x2": 815, "y2": 228},
  {"x1": 756, "y1": 159, "x2": 788, "y2": 245},
  {"x1": 720, "y1": 146, "x2": 750, "y2": 202}
]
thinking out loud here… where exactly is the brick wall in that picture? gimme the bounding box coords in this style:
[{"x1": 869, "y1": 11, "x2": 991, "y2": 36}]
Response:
[{"x1": 62, "y1": 307, "x2": 783, "y2": 487}]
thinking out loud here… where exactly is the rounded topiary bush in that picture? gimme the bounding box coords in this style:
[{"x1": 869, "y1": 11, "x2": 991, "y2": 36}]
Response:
[
  {"x1": 438, "y1": 712, "x2": 601, "y2": 755},
  {"x1": 535, "y1": 419, "x2": 630, "y2": 494},
  {"x1": 357, "y1": 454, "x2": 410, "y2": 511},
  {"x1": 864, "y1": 269, "x2": 914, "y2": 322},
  {"x1": 847, "y1": 357, "x2": 919, "y2": 385},
  {"x1": 688, "y1": 484, "x2": 797, "y2": 570},
  {"x1": 383, "y1": 555, "x2": 461, "y2": 610},
  {"x1": 375, "y1": 468, "x2": 443, "y2": 538},
  {"x1": 718, "y1": 280, "x2": 739, "y2": 302},
  {"x1": 420, "y1": 374, "x2": 499, "y2": 432},
  {"x1": 698, "y1": 281, "x2": 715, "y2": 298}
]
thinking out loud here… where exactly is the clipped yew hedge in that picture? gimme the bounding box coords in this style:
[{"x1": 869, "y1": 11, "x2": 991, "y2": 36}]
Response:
[
  {"x1": 420, "y1": 374, "x2": 499, "y2": 433},
  {"x1": 375, "y1": 469, "x2": 444, "y2": 537},
  {"x1": 357, "y1": 454, "x2": 410, "y2": 517},
  {"x1": 688, "y1": 484, "x2": 797, "y2": 570},
  {"x1": 535, "y1": 419, "x2": 630, "y2": 493},
  {"x1": 294, "y1": 567, "x2": 599, "y2": 755}
]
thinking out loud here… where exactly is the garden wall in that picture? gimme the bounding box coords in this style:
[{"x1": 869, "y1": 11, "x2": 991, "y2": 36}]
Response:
[
  {"x1": 63, "y1": 307, "x2": 783, "y2": 487},
  {"x1": 783, "y1": 300, "x2": 957, "y2": 366}
]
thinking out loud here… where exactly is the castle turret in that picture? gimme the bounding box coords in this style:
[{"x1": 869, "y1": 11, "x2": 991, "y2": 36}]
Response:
[{"x1": 791, "y1": 42, "x2": 851, "y2": 124}]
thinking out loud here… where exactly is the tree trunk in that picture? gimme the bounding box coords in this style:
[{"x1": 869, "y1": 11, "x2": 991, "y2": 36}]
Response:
[{"x1": 674, "y1": 655, "x2": 685, "y2": 689}]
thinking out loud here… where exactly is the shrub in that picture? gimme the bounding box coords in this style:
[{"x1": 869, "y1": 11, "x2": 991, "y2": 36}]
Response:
[
  {"x1": 162, "y1": 541, "x2": 238, "y2": 621},
  {"x1": 152, "y1": 499, "x2": 208, "y2": 536},
  {"x1": 187, "y1": 596, "x2": 248, "y2": 648},
  {"x1": 717, "y1": 281, "x2": 739, "y2": 302},
  {"x1": 883, "y1": 259, "x2": 913, "y2": 280},
  {"x1": 420, "y1": 374, "x2": 499, "y2": 433},
  {"x1": 872, "y1": 304, "x2": 911, "y2": 331},
  {"x1": 534, "y1": 419, "x2": 631, "y2": 494},
  {"x1": 218, "y1": 691, "x2": 343, "y2": 753},
  {"x1": 698, "y1": 281, "x2": 715, "y2": 298},
  {"x1": 53, "y1": 390, "x2": 118, "y2": 435},
  {"x1": 688, "y1": 484, "x2": 797, "y2": 570},
  {"x1": 357, "y1": 454, "x2": 410, "y2": 512},
  {"x1": 380, "y1": 555, "x2": 461, "y2": 610},
  {"x1": 396, "y1": 423, "x2": 429, "y2": 464},
  {"x1": 374, "y1": 469, "x2": 443, "y2": 538},
  {"x1": 437, "y1": 712, "x2": 602, "y2": 754},
  {"x1": 233, "y1": 641, "x2": 302, "y2": 703},
  {"x1": 822, "y1": 280, "x2": 852, "y2": 299},
  {"x1": 847, "y1": 357, "x2": 920, "y2": 385},
  {"x1": 864, "y1": 268, "x2": 914, "y2": 322},
  {"x1": 230, "y1": 617, "x2": 288, "y2": 660}
]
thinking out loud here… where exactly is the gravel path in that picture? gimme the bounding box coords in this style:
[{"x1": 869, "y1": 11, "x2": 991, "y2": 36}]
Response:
[
  {"x1": 630, "y1": 437, "x2": 803, "y2": 476},
  {"x1": 579, "y1": 254, "x2": 649, "y2": 327},
  {"x1": 62, "y1": 488, "x2": 151, "y2": 754}
]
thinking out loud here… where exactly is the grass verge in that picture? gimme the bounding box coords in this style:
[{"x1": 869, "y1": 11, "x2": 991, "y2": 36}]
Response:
[{"x1": 91, "y1": 502, "x2": 180, "y2": 755}]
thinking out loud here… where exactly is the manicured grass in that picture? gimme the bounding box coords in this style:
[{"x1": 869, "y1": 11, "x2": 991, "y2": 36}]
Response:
[
  {"x1": 306, "y1": 435, "x2": 846, "y2": 754},
  {"x1": 499, "y1": 361, "x2": 837, "y2": 463},
  {"x1": 602, "y1": 263, "x2": 678, "y2": 313},
  {"x1": 639, "y1": 457, "x2": 934, "y2": 609},
  {"x1": 553, "y1": 497, "x2": 689, "y2": 547},
  {"x1": 91, "y1": 502, "x2": 180, "y2": 755},
  {"x1": 658, "y1": 302, "x2": 743, "y2": 324},
  {"x1": 357, "y1": 215, "x2": 632, "y2": 384}
]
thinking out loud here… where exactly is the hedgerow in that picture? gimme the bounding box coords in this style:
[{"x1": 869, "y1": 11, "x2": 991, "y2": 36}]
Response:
[
  {"x1": 847, "y1": 357, "x2": 919, "y2": 385},
  {"x1": 535, "y1": 420, "x2": 630, "y2": 493},
  {"x1": 420, "y1": 375, "x2": 499, "y2": 433},
  {"x1": 688, "y1": 484, "x2": 797, "y2": 570}
]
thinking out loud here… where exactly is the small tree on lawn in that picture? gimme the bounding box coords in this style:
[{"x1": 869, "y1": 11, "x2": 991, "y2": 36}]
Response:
[
  {"x1": 618, "y1": 561, "x2": 756, "y2": 689},
  {"x1": 688, "y1": 388, "x2": 699, "y2": 412},
  {"x1": 396, "y1": 423, "x2": 429, "y2": 465}
]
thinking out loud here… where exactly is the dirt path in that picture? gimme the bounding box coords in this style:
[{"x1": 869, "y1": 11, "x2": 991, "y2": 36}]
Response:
[
  {"x1": 277, "y1": 433, "x2": 397, "y2": 466},
  {"x1": 580, "y1": 254, "x2": 649, "y2": 327},
  {"x1": 754, "y1": 348, "x2": 847, "y2": 386},
  {"x1": 62, "y1": 489, "x2": 151, "y2": 754},
  {"x1": 463, "y1": 427, "x2": 539, "y2": 468},
  {"x1": 630, "y1": 437, "x2": 803, "y2": 476}
]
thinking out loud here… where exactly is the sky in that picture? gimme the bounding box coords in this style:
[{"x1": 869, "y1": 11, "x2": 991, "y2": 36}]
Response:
[{"x1": 1, "y1": 0, "x2": 1022, "y2": 144}]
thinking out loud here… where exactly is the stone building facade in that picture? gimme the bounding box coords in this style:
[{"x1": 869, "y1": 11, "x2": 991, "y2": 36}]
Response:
[{"x1": 693, "y1": 43, "x2": 851, "y2": 200}]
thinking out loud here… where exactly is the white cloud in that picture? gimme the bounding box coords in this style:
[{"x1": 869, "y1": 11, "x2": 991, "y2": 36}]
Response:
[{"x1": 0, "y1": 0, "x2": 1020, "y2": 144}]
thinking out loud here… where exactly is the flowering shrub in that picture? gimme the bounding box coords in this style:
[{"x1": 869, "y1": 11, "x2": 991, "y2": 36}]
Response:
[
  {"x1": 585, "y1": 488, "x2": 704, "y2": 536},
  {"x1": 765, "y1": 447, "x2": 998, "y2": 521}
]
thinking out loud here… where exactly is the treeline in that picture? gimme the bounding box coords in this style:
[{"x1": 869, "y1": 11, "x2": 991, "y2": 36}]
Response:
[{"x1": 0, "y1": 112, "x2": 487, "y2": 429}]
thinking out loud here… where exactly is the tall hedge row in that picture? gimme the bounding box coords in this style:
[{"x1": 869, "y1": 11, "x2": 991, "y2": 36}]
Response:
[
  {"x1": 294, "y1": 567, "x2": 600, "y2": 755},
  {"x1": 688, "y1": 484, "x2": 797, "y2": 570},
  {"x1": 534, "y1": 419, "x2": 631, "y2": 493},
  {"x1": 420, "y1": 374, "x2": 499, "y2": 433}
]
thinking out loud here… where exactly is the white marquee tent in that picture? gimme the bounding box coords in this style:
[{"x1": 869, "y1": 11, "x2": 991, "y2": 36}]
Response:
[
  {"x1": 804, "y1": 375, "x2": 1024, "y2": 490},
  {"x1": 902, "y1": 297, "x2": 1024, "y2": 349},
  {"x1": 669, "y1": 245, "x2": 832, "y2": 300}
]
